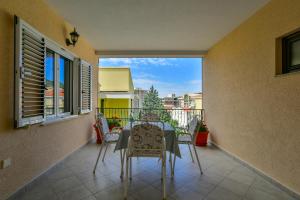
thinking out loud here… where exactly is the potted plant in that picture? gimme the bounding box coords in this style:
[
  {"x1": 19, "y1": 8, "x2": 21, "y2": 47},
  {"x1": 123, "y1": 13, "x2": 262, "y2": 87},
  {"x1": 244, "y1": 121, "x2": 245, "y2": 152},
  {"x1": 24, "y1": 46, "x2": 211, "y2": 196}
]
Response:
[
  {"x1": 107, "y1": 117, "x2": 122, "y2": 131},
  {"x1": 195, "y1": 120, "x2": 209, "y2": 146}
]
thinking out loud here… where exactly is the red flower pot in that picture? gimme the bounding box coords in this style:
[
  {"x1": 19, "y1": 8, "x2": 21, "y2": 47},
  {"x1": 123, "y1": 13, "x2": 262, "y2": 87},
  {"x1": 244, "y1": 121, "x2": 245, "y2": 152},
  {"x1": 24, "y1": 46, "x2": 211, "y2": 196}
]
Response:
[
  {"x1": 93, "y1": 124, "x2": 103, "y2": 144},
  {"x1": 196, "y1": 131, "x2": 209, "y2": 146}
]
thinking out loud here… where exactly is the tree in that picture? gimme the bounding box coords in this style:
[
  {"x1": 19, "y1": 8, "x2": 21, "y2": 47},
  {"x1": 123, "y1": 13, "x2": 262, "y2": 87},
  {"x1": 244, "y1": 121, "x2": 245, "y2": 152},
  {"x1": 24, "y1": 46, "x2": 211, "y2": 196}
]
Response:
[
  {"x1": 142, "y1": 85, "x2": 171, "y2": 122},
  {"x1": 143, "y1": 86, "x2": 164, "y2": 110}
]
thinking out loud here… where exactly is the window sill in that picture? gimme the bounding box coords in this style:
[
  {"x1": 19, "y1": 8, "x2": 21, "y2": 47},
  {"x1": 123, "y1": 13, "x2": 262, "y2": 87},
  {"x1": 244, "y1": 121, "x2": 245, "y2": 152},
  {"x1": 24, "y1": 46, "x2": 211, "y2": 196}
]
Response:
[
  {"x1": 41, "y1": 115, "x2": 79, "y2": 126},
  {"x1": 275, "y1": 70, "x2": 300, "y2": 77}
]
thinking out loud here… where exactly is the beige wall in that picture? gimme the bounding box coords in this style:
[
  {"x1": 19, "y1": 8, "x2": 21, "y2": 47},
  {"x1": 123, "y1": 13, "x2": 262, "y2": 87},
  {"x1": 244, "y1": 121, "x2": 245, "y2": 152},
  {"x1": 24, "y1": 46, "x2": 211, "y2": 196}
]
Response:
[
  {"x1": 203, "y1": 0, "x2": 300, "y2": 194},
  {"x1": 0, "y1": 0, "x2": 98, "y2": 199}
]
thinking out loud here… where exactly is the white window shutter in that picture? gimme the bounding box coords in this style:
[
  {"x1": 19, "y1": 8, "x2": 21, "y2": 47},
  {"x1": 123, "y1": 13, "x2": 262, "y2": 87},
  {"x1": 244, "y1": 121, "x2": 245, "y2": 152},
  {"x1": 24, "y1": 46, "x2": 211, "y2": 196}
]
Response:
[
  {"x1": 14, "y1": 16, "x2": 46, "y2": 127},
  {"x1": 79, "y1": 60, "x2": 92, "y2": 114}
]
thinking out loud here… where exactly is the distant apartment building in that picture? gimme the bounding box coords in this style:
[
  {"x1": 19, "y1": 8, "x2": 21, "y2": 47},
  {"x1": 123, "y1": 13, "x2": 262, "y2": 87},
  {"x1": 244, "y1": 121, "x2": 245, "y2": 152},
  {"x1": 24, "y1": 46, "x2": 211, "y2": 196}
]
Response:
[
  {"x1": 162, "y1": 93, "x2": 202, "y2": 127},
  {"x1": 162, "y1": 94, "x2": 178, "y2": 109},
  {"x1": 133, "y1": 88, "x2": 147, "y2": 108},
  {"x1": 176, "y1": 93, "x2": 202, "y2": 109},
  {"x1": 162, "y1": 93, "x2": 202, "y2": 109}
]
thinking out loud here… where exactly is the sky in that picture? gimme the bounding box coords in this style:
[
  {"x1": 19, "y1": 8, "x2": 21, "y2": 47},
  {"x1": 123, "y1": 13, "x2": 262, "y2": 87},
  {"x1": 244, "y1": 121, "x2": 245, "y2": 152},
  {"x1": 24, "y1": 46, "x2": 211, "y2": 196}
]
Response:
[{"x1": 99, "y1": 58, "x2": 202, "y2": 97}]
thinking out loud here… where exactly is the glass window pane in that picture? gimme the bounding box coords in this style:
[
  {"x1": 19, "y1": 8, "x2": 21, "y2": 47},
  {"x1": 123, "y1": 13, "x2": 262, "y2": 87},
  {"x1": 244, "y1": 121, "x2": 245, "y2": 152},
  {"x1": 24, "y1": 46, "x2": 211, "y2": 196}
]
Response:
[
  {"x1": 290, "y1": 40, "x2": 300, "y2": 66},
  {"x1": 59, "y1": 56, "x2": 71, "y2": 113},
  {"x1": 45, "y1": 50, "x2": 55, "y2": 115}
]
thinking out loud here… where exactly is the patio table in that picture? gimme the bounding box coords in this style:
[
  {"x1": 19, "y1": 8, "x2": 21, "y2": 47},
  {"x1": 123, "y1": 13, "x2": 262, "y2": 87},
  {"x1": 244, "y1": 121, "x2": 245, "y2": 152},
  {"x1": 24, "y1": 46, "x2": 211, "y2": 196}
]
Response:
[{"x1": 114, "y1": 121, "x2": 181, "y2": 158}]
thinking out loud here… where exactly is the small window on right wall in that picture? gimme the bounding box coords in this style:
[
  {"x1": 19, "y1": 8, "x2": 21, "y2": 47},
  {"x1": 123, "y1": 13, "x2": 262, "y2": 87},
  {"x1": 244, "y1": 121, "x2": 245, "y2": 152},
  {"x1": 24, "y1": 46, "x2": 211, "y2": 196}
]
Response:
[{"x1": 282, "y1": 31, "x2": 300, "y2": 74}]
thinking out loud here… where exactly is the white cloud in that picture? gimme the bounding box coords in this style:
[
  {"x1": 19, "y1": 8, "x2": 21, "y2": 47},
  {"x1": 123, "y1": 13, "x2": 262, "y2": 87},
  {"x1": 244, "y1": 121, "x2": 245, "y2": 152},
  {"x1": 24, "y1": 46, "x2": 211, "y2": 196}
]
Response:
[
  {"x1": 134, "y1": 72, "x2": 157, "y2": 79},
  {"x1": 133, "y1": 78, "x2": 159, "y2": 86},
  {"x1": 100, "y1": 58, "x2": 178, "y2": 68},
  {"x1": 188, "y1": 79, "x2": 202, "y2": 85},
  {"x1": 99, "y1": 58, "x2": 132, "y2": 66}
]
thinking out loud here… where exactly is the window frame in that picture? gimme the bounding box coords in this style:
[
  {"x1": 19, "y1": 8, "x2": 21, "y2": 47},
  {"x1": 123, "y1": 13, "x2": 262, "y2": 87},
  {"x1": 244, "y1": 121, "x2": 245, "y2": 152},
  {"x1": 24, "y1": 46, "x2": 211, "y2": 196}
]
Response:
[
  {"x1": 45, "y1": 40, "x2": 75, "y2": 120},
  {"x1": 282, "y1": 31, "x2": 300, "y2": 74},
  {"x1": 59, "y1": 55, "x2": 73, "y2": 116}
]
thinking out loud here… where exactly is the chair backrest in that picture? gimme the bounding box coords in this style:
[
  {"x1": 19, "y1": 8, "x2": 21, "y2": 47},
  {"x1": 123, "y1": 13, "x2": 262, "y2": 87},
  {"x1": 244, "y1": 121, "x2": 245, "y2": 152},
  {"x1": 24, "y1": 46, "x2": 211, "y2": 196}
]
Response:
[
  {"x1": 187, "y1": 116, "x2": 198, "y2": 135},
  {"x1": 97, "y1": 113, "x2": 110, "y2": 135},
  {"x1": 141, "y1": 112, "x2": 160, "y2": 121},
  {"x1": 129, "y1": 121, "x2": 164, "y2": 155}
]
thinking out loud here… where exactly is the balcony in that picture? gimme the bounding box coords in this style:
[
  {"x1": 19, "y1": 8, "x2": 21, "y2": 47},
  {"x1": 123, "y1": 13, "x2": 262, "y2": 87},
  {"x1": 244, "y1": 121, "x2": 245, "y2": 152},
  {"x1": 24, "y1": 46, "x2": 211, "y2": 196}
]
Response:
[
  {"x1": 9, "y1": 140, "x2": 295, "y2": 200},
  {"x1": 1, "y1": 0, "x2": 300, "y2": 200}
]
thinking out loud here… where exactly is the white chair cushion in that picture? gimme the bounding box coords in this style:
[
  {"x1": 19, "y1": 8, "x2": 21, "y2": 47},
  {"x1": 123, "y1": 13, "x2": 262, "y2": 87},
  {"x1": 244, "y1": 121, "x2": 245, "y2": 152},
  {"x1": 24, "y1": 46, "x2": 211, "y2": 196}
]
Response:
[
  {"x1": 105, "y1": 133, "x2": 119, "y2": 142},
  {"x1": 101, "y1": 117, "x2": 110, "y2": 135},
  {"x1": 178, "y1": 134, "x2": 192, "y2": 142}
]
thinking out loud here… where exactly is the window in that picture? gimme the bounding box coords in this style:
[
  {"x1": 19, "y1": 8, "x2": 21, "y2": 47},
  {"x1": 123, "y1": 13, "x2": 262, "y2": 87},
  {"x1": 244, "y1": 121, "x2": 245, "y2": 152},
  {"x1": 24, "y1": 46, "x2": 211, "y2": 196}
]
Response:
[
  {"x1": 45, "y1": 49, "x2": 73, "y2": 118},
  {"x1": 45, "y1": 50, "x2": 55, "y2": 115},
  {"x1": 282, "y1": 31, "x2": 300, "y2": 73},
  {"x1": 58, "y1": 56, "x2": 72, "y2": 114},
  {"x1": 14, "y1": 16, "x2": 92, "y2": 128}
]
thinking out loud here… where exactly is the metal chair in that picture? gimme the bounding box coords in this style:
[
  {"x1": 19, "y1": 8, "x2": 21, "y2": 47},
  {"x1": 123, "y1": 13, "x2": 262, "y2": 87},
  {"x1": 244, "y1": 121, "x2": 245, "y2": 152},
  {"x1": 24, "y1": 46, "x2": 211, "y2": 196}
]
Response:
[
  {"x1": 124, "y1": 121, "x2": 167, "y2": 200},
  {"x1": 173, "y1": 116, "x2": 203, "y2": 175},
  {"x1": 93, "y1": 114, "x2": 124, "y2": 175}
]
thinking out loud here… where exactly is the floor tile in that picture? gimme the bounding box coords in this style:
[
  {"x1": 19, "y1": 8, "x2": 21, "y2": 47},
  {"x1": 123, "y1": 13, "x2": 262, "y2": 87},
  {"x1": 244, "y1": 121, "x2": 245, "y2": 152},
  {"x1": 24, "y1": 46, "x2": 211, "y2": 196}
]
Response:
[
  {"x1": 172, "y1": 186, "x2": 206, "y2": 200},
  {"x1": 245, "y1": 187, "x2": 282, "y2": 200},
  {"x1": 134, "y1": 185, "x2": 166, "y2": 200},
  {"x1": 205, "y1": 186, "x2": 243, "y2": 200},
  {"x1": 94, "y1": 184, "x2": 135, "y2": 200},
  {"x1": 57, "y1": 185, "x2": 92, "y2": 200},
  {"x1": 50, "y1": 176, "x2": 82, "y2": 194},
  {"x1": 226, "y1": 171, "x2": 255, "y2": 185},
  {"x1": 218, "y1": 177, "x2": 251, "y2": 196},
  {"x1": 82, "y1": 175, "x2": 115, "y2": 193}
]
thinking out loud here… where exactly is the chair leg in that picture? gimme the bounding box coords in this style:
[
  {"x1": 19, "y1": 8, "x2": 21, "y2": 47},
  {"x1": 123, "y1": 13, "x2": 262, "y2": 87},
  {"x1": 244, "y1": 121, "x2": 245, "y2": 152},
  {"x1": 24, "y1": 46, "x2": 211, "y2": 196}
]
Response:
[
  {"x1": 102, "y1": 144, "x2": 109, "y2": 162},
  {"x1": 192, "y1": 143, "x2": 203, "y2": 174},
  {"x1": 188, "y1": 144, "x2": 195, "y2": 163},
  {"x1": 161, "y1": 156, "x2": 163, "y2": 181},
  {"x1": 162, "y1": 152, "x2": 167, "y2": 200},
  {"x1": 169, "y1": 151, "x2": 173, "y2": 174},
  {"x1": 172, "y1": 136, "x2": 178, "y2": 177},
  {"x1": 124, "y1": 155, "x2": 129, "y2": 199},
  {"x1": 129, "y1": 157, "x2": 132, "y2": 180},
  {"x1": 172, "y1": 151, "x2": 176, "y2": 177},
  {"x1": 122, "y1": 148, "x2": 126, "y2": 172},
  {"x1": 93, "y1": 143, "x2": 104, "y2": 173},
  {"x1": 120, "y1": 149, "x2": 124, "y2": 179}
]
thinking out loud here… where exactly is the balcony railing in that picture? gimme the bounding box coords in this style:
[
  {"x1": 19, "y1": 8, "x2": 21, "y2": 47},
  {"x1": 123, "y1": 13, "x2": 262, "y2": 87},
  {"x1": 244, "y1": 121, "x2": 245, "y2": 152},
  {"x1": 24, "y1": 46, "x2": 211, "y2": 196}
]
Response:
[{"x1": 96, "y1": 107, "x2": 204, "y2": 128}]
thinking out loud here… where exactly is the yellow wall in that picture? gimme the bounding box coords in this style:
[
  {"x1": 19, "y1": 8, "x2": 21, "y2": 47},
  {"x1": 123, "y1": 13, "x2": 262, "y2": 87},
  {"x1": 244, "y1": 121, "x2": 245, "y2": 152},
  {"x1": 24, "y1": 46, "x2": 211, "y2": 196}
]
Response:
[
  {"x1": 100, "y1": 99, "x2": 131, "y2": 126},
  {"x1": 204, "y1": 0, "x2": 300, "y2": 194},
  {"x1": 100, "y1": 98, "x2": 131, "y2": 109},
  {"x1": 99, "y1": 67, "x2": 134, "y2": 92},
  {"x1": 0, "y1": 0, "x2": 98, "y2": 199}
]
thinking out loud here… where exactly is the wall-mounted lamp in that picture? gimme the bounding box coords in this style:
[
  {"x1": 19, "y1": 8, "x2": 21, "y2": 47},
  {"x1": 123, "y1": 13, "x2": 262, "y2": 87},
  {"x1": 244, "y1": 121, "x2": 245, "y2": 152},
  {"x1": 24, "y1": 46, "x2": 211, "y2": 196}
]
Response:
[{"x1": 66, "y1": 28, "x2": 80, "y2": 46}]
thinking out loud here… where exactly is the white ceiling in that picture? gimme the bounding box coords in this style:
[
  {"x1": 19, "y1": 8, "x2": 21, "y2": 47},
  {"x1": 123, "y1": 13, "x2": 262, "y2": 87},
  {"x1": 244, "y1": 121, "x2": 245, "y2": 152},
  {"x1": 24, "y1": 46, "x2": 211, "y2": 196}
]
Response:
[{"x1": 46, "y1": 0, "x2": 270, "y2": 52}]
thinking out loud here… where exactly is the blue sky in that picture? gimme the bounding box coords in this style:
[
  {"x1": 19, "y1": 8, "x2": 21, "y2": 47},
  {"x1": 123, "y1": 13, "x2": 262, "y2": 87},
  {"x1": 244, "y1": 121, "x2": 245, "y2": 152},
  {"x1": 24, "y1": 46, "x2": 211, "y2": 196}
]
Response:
[{"x1": 99, "y1": 58, "x2": 202, "y2": 97}]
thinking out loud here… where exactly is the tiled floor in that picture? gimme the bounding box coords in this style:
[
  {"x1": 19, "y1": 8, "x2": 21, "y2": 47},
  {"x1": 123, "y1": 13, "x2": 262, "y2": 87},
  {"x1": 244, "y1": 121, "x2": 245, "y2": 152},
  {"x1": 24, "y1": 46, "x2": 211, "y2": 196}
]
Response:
[{"x1": 10, "y1": 141, "x2": 297, "y2": 200}]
